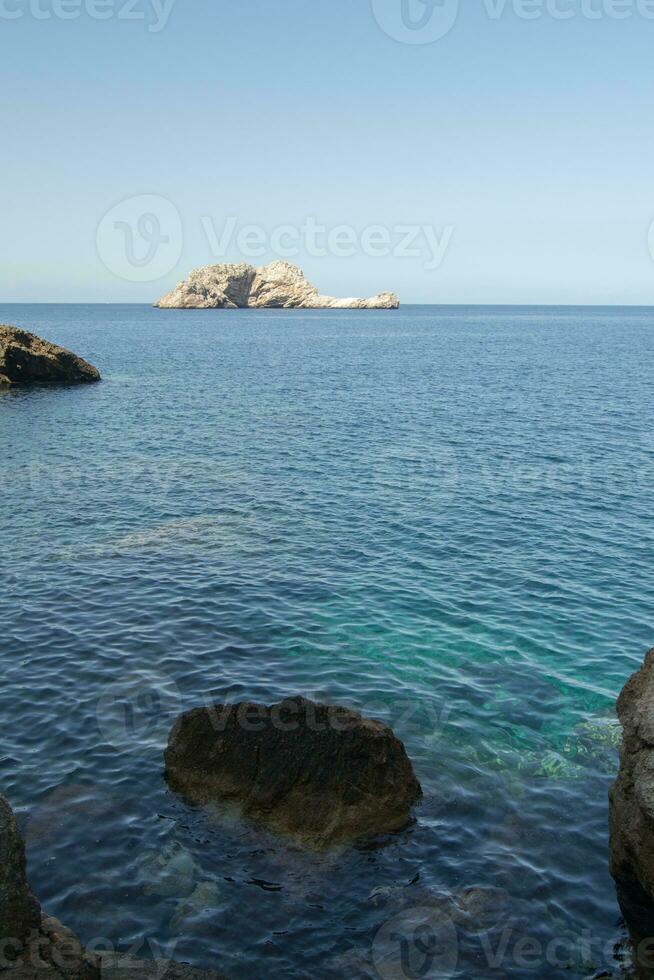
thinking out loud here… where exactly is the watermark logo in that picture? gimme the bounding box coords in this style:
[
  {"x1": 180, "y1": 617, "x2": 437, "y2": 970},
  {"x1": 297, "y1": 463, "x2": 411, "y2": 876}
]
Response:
[
  {"x1": 372, "y1": 905, "x2": 459, "y2": 979},
  {"x1": 96, "y1": 194, "x2": 182, "y2": 282},
  {"x1": 96, "y1": 668, "x2": 182, "y2": 753},
  {"x1": 372, "y1": 0, "x2": 654, "y2": 44},
  {"x1": 371, "y1": 0, "x2": 460, "y2": 43}
]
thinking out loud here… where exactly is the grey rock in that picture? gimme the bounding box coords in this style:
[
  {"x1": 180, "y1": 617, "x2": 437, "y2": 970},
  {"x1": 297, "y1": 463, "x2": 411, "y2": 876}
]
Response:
[
  {"x1": 0, "y1": 326, "x2": 100, "y2": 387},
  {"x1": 155, "y1": 261, "x2": 399, "y2": 310},
  {"x1": 138, "y1": 842, "x2": 197, "y2": 898},
  {"x1": 170, "y1": 882, "x2": 221, "y2": 932}
]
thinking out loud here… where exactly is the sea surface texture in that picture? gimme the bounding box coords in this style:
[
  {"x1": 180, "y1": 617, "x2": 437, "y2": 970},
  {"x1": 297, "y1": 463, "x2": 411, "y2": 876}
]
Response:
[{"x1": 1, "y1": 304, "x2": 652, "y2": 979}]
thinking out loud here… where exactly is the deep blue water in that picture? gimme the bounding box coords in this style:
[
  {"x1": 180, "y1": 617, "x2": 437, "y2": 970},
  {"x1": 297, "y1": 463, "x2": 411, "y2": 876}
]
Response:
[{"x1": 1, "y1": 304, "x2": 653, "y2": 979}]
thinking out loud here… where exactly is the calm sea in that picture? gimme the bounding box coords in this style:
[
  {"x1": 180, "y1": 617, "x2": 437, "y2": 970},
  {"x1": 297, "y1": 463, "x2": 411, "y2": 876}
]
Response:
[{"x1": 2, "y1": 304, "x2": 653, "y2": 978}]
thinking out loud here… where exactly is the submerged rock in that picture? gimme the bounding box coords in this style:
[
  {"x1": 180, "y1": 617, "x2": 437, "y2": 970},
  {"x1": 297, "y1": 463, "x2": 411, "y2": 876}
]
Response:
[
  {"x1": 155, "y1": 261, "x2": 399, "y2": 310},
  {"x1": 0, "y1": 326, "x2": 100, "y2": 387},
  {"x1": 170, "y1": 881, "x2": 221, "y2": 931},
  {"x1": 610, "y1": 648, "x2": 654, "y2": 975},
  {"x1": 164, "y1": 697, "x2": 422, "y2": 849},
  {"x1": 138, "y1": 841, "x2": 197, "y2": 898}
]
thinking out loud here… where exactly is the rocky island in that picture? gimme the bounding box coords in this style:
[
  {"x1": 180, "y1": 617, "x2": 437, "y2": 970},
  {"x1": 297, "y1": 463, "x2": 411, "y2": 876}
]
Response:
[
  {"x1": 0, "y1": 326, "x2": 100, "y2": 387},
  {"x1": 154, "y1": 261, "x2": 400, "y2": 310}
]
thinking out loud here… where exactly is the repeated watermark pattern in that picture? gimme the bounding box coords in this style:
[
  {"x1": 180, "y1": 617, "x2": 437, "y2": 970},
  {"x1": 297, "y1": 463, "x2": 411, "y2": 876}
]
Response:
[
  {"x1": 0, "y1": 934, "x2": 180, "y2": 978},
  {"x1": 7, "y1": 451, "x2": 651, "y2": 509},
  {"x1": 372, "y1": 905, "x2": 460, "y2": 978},
  {"x1": 372, "y1": 0, "x2": 461, "y2": 43},
  {"x1": 0, "y1": 0, "x2": 175, "y2": 30},
  {"x1": 372, "y1": 0, "x2": 654, "y2": 43}
]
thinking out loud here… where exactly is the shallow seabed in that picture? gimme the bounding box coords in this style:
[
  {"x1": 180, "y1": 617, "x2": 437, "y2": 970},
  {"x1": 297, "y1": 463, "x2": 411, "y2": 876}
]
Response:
[{"x1": 1, "y1": 304, "x2": 652, "y2": 979}]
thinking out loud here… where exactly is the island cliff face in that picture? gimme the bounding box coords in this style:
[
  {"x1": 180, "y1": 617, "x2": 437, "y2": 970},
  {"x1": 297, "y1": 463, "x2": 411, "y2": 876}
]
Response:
[{"x1": 155, "y1": 261, "x2": 400, "y2": 310}]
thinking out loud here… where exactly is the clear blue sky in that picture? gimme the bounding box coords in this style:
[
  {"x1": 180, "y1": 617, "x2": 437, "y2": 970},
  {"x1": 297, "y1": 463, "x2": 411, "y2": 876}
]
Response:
[{"x1": 2, "y1": 0, "x2": 654, "y2": 304}]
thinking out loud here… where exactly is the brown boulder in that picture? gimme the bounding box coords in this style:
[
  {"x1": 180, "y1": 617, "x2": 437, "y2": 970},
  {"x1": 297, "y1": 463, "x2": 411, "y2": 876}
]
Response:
[
  {"x1": 0, "y1": 326, "x2": 100, "y2": 387},
  {"x1": 164, "y1": 697, "x2": 422, "y2": 849}
]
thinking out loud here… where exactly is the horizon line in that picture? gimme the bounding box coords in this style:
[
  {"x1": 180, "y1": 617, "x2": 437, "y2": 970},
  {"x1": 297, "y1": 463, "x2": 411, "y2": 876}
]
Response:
[{"x1": 2, "y1": 301, "x2": 654, "y2": 310}]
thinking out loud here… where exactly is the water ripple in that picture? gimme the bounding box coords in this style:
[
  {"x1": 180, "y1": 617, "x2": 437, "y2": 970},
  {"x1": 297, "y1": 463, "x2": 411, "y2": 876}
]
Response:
[{"x1": 1, "y1": 304, "x2": 652, "y2": 978}]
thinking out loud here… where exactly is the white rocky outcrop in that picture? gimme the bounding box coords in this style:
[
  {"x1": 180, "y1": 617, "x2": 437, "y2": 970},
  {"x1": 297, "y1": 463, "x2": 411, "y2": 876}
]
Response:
[{"x1": 155, "y1": 261, "x2": 399, "y2": 310}]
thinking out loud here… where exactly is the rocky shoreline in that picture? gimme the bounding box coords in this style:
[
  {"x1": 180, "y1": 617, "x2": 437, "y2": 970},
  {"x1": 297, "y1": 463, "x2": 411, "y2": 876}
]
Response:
[
  {"x1": 0, "y1": 796, "x2": 229, "y2": 979},
  {"x1": 0, "y1": 326, "x2": 100, "y2": 387}
]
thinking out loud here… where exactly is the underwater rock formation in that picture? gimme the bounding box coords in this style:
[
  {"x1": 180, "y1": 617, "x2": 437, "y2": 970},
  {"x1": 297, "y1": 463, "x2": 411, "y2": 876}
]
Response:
[
  {"x1": 154, "y1": 261, "x2": 399, "y2": 310},
  {"x1": 0, "y1": 326, "x2": 100, "y2": 387},
  {"x1": 610, "y1": 647, "x2": 654, "y2": 975},
  {"x1": 99, "y1": 954, "x2": 229, "y2": 979},
  {"x1": 164, "y1": 696, "x2": 422, "y2": 849}
]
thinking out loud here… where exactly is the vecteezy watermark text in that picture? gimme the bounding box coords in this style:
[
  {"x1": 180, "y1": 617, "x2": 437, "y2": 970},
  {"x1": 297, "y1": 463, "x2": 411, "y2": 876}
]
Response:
[
  {"x1": 0, "y1": 0, "x2": 175, "y2": 32},
  {"x1": 202, "y1": 216, "x2": 453, "y2": 271},
  {"x1": 95, "y1": 194, "x2": 454, "y2": 281}
]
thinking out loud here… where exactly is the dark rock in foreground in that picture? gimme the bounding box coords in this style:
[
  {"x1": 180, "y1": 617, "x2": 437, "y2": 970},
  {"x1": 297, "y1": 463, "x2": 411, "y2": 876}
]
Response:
[
  {"x1": 610, "y1": 647, "x2": 654, "y2": 976},
  {"x1": 0, "y1": 326, "x2": 100, "y2": 387},
  {"x1": 0, "y1": 794, "x2": 98, "y2": 977},
  {"x1": 0, "y1": 796, "x2": 41, "y2": 955},
  {"x1": 164, "y1": 697, "x2": 422, "y2": 849},
  {"x1": 3, "y1": 914, "x2": 100, "y2": 979}
]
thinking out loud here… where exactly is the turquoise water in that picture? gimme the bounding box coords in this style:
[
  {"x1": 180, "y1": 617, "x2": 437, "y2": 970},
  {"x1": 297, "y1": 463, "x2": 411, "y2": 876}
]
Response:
[{"x1": 1, "y1": 304, "x2": 652, "y2": 978}]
